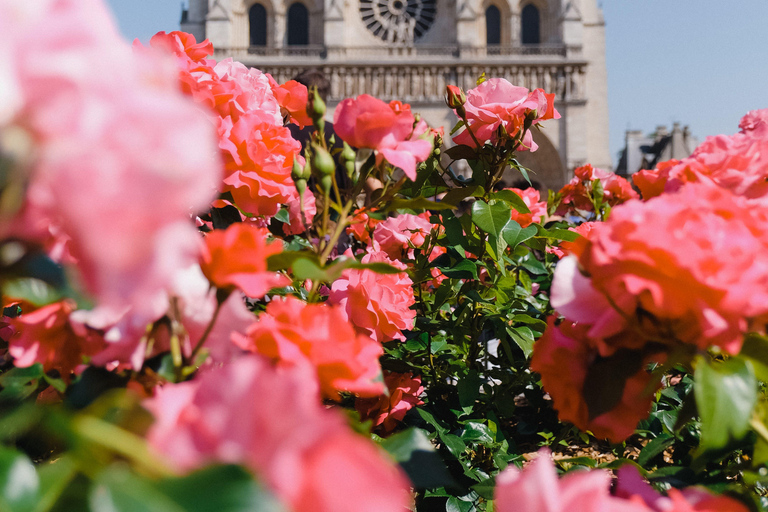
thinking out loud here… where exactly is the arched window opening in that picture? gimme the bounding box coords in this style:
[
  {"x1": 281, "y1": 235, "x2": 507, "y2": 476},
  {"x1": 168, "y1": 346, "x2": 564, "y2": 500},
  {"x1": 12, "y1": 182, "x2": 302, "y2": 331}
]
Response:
[
  {"x1": 287, "y1": 2, "x2": 309, "y2": 46},
  {"x1": 521, "y1": 3, "x2": 540, "y2": 44},
  {"x1": 485, "y1": 5, "x2": 501, "y2": 45},
  {"x1": 249, "y1": 4, "x2": 267, "y2": 46}
]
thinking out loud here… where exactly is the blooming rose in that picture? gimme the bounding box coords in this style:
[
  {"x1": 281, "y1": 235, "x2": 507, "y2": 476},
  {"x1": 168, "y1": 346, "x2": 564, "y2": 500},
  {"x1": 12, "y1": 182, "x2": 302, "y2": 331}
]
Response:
[
  {"x1": 452, "y1": 78, "x2": 559, "y2": 150},
  {"x1": 144, "y1": 355, "x2": 412, "y2": 512},
  {"x1": 372, "y1": 212, "x2": 433, "y2": 259},
  {"x1": 329, "y1": 251, "x2": 416, "y2": 343},
  {"x1": 270, "y1": 78, "x2": 312, "y2": 128},
  {"x1": 531, "y1": 318, "x2": 659, "y2": 442},
  {"x1": 8, "y1": 301, "x2": 105, "y2": 381},
  {"x1": 200, "y1": 222, "x2": 290, "y2": 298},
  {"x1": 347, "y1": 210, "x2": 383, "y2": 246},
  {"x1": 283, "y1": 188, "x2": 316, "y2": 236},
  {"x1": 221, "y1": 112, "x2": 301, "y2": 217},
  {"x1": 356, "y1": 370, "x2": 424, "y2": 434},
  {"x1": 554, "y1": 183, "x2": 768, "y2": 355},
  {"x1": 506, "y1": 187, "x2": 547, "y2": 228},
  {"x1": 494, "y1": 449, "x2": 649, "y2": 512},
  {"x1": 333, "y1": 95, "x2": 433, "y2": 180},
  {"x1": 232, "y1": 296, "x2": 385, "y2": 399}
]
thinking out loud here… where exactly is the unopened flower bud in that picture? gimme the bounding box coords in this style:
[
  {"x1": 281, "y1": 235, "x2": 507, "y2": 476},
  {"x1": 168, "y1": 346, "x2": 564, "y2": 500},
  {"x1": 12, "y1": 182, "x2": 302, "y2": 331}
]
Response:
[
  {"x1": 445, "y1": 85, "x2": 466, "y2": 111},
  {"x1": 311, "y1": 144, "x2": 335, "y2": 177},
  {"x1": 292, "y1": 158, "x2": 304, "y2": 181},
  {"x1": 308, "y1": 86, "x2": 326, "y2": 121}
]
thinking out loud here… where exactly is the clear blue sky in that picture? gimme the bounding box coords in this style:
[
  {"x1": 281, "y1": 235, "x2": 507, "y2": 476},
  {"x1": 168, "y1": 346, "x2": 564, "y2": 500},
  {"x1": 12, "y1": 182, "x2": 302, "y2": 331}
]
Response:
[{"x1": 106, "y1": 0, "x2": 768, "y2": 167}]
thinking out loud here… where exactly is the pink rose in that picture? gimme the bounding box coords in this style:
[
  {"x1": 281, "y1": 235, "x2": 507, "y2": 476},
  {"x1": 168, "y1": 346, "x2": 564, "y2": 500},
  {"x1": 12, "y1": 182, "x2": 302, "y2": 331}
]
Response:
[
  {"x1": 356, "y1": 370, "x2": 424, "y2": 434},
  {"x1": 233, "y1": 296, "x2": 385, "y2": 399},
  {"x1": 531, "y1": 318, "x2": 659, "y2": 443},
  {"x1": 495, "y1": 449, "x2": 649, "y2": 512},
  {"x1": 329, "y1": 251, "x2": 416, "y2": 343},
  {"x1": 144, "y1": 355, "x2": 412, "y2": 512},
  {"x1": 8, "y1": 300, "x2": 105, "y2": 381},
  {"x1": 452, "y1": 78, "x2": 559, "y2": 149},
  {"x1": 333, "y1": 95, "x2": 432, "y2": 180},
  {"x1": 562, "y1": 183, "x2": 768, "y2": 354},
  {"x1": 372, "y1": 213, "x2": 434, "y2": 259},
  {"x1": 506, "y1": 188, "x2": 547, "y2": 227}
]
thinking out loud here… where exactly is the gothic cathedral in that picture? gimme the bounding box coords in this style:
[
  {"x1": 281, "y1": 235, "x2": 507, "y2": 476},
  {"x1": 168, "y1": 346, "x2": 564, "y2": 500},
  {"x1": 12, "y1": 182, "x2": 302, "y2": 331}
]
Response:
[{"x1": 182, "y1": 0, "x2": 610, "y2": 189}]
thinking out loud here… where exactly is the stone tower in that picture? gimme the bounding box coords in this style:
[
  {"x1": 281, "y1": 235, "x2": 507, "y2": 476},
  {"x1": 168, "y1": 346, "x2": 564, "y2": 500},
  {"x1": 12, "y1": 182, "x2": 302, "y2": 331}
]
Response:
[{"x1": 182, "y1": 0, "x2": 611, "y2": 189}]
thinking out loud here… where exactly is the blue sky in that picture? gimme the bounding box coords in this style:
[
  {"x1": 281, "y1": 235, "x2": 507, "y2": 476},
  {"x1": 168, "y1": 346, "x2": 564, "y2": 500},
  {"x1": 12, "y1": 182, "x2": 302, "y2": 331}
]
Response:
[{"x1": 105, "y1": 0, "x2": 768, "y2": 166}]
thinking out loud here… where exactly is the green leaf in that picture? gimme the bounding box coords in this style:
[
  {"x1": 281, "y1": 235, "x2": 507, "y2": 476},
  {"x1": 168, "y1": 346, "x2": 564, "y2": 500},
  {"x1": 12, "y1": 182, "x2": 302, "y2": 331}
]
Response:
[
  {"x1": 156, "y1": 465, "x2": 284, "y2": 512},
  {"x1": 2, "y1": 278, "x2": 63, "y2": 308},
  {"x1": 446, "y1": 497, "x2": 474, "y2": 512},
  {"x1": 273, "y1": 207, "x2": 290, "y2": 224},
  {"x1": 506, "y1": 327, "x2": 534, "y2": 357},
  {"x1": 440, "y1": 433, "x2": 467, "y2": 459},
  {"x1": 471, "y1": 200, "x2": 511, "y2": 239},
  {"x1": 637, "y1": 434, "x2": 675, "y2": 466},
  {"x1": 380, "y1": 429, "x2": 455, "y2": 489},
  {"x1": 0, "y1": 447, "x2": 38, "y2": 512},
  {"x1": 457, "y1": 370, "x2": 481, "y2": 410},
  {"x1": 491, "y1": 190, "x2": 531, "y2": 214},
  {"x1": 438, "y1": 259, "x2": 478, "y2": 280},
  {"x1": 0, "y1": 364, "x2": 44, "y2": 403},
  {"x1": 91, "y1": 465, "x2": 284, "y2": 512},
  {"x1": 442, "y1": 186, "x2": 482, "y2": 208},
  {"x1": 500, "y1": 221, "x2": 537, "y2": 250},
  {"x1": 694, "y1": 355, "x2": 757, "y2": 453},
  {"x1": 444, "y1": 145, "x2": 478, "y2": 162},
  {"x1": 266, "y1": 251, "x2": 319, "y2": 272},
  {"x1": 738, "y1": 333, "x2": 768, "y2": 382},
  {"x1": 33, "y1": 457, "x2": 77, "y2": 512},
  {"x1": 385, "y1": 197, "x2": 453, "y2": 212},
  {"x1": 460, "y1": 422, "x2": 493, "y2": 444}
]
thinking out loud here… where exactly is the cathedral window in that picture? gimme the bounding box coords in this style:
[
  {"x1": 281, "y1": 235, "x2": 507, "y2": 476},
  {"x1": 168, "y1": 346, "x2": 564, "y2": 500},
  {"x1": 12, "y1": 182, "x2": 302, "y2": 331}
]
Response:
[
  {"x1": 287, "y1": 2, "x2": 310, "y2": 45},
  {"x1": 521, "y1": 3, "x2": 540, "y2": 44},
  {"x1": 485, "y1": 5, "x2": 501, "y2": 45},
  {"x1": 249, "y1": 3, "x2": 268, "y2": 46}
]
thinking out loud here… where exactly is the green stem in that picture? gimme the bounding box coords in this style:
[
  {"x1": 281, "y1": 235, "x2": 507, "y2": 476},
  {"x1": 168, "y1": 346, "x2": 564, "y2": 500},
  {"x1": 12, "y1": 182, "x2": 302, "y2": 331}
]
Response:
[{"x1": 189, "y1": 295, "x2": 225, "y2": 364}]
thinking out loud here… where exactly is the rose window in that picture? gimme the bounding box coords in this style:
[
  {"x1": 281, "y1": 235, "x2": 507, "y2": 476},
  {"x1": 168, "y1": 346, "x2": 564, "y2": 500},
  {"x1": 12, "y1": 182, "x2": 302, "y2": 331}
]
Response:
[{"x1": 359, "y1": 0, "x2": 437, "y2": 43}]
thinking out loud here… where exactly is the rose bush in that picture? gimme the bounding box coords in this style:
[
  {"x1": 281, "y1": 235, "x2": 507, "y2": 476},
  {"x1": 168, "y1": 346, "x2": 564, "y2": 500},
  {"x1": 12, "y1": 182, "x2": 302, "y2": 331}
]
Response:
[{"x1": 0, "y1": 5, "x2": 765, "y2": 511}]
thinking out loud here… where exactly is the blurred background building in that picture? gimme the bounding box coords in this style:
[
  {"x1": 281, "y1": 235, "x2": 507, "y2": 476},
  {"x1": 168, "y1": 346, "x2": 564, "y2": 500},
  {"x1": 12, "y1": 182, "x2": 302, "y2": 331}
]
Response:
[
  {"x1": 616, "y1": 123, "x2": 698, "y2": 177},
  {"x1": 181, "y1": 0, "x2": 610, "y2": 190}
]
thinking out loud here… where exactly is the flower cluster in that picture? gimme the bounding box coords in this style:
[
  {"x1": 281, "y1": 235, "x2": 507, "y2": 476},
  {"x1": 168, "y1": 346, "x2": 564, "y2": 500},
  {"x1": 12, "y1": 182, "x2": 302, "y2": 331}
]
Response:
[
  {"x1": 148, "y1": 31, "x2": 302, "y2": 218},
  {"x1": 556, "y1": 164, "x2": 638, "y2": 217},
  {"x1": 232, "y1": 296, "x2": 385, "y2": 399}
]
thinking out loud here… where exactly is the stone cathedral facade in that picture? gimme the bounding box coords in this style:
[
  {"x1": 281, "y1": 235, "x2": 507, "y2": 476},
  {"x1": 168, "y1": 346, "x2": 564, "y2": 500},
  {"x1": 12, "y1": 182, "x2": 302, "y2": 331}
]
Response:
[{"x1": 181, "y1": 0, "x2": 610, "y2": 189}]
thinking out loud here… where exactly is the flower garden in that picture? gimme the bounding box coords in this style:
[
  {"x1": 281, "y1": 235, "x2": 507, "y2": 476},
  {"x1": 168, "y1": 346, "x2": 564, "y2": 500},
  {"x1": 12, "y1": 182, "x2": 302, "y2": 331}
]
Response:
[{"x1": 2, "y1": 1, "x2": 768, "y2": 511}]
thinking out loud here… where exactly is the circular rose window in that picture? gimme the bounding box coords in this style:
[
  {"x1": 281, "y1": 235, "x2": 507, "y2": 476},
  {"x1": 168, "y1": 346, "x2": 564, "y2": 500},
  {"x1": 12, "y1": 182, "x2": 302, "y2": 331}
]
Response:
[{"x1": 360, "y1": 0, "x2": 437, "y2": 43}]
